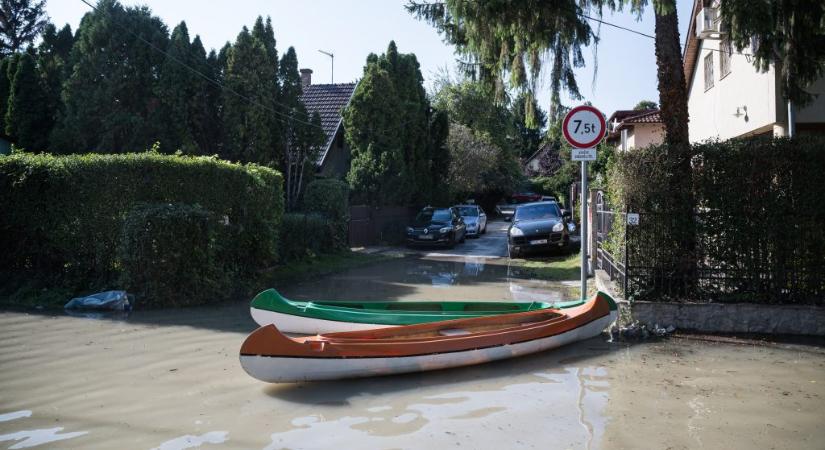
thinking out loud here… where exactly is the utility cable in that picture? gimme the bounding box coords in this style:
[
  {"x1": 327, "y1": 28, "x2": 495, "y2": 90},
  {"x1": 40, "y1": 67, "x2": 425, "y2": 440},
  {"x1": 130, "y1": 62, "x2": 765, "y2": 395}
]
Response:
[{"x1": 77, "y1": 0, "x2": 326, "y2": 131}]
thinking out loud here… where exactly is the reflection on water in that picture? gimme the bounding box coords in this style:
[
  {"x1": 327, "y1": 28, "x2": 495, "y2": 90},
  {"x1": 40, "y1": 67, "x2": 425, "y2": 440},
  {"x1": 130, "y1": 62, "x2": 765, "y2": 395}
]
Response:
[
  {"x1": 0, "y1": 411, "x2": 31, "y2": 423},
  {"x1": 0, "y1": 427, "x2": 88, "y2": 449},
  {"x1": 151, "y1": 431, "x2": 228, "y2": 450},
  {"x1": 263, "y1": 364, "x2": 610, "y2": 449},
  {"x1": 284, "y1": 256, "x2": 579, "y2": 304}
]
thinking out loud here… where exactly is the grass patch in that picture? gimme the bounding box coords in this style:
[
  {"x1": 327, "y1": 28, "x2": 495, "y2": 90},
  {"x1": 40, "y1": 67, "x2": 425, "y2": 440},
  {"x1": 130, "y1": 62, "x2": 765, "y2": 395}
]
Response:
[{"x1": 508, "y1": 253, "x2": 581, "y2": 281}]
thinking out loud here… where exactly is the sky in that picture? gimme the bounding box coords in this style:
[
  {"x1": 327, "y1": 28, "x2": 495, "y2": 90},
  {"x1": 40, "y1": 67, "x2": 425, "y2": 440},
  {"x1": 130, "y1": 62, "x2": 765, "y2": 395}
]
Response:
[{"x1": 45, "y1": 0, "x2": 695, "y2": 119}]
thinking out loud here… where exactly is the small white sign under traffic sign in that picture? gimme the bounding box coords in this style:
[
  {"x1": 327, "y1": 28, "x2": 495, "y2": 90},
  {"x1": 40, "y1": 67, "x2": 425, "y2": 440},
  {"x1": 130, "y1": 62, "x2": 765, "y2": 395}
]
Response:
[
  {"x1": 571, "y1": 148, "x2": 597, "y2": 161},
  {"x1": 562, "y1": 105, "x2": 606, "y2": 300}
]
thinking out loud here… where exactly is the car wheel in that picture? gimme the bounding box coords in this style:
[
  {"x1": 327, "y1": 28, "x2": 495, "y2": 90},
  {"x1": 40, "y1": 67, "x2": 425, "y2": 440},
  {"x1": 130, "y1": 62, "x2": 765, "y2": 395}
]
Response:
[
  {"x1": 508, "y1": 245, "x2": 520, "y2": 258},
  {"x1": 447, "y1": 233, "x2": 456, "y2": 249},
  {"x1": 481, "y1": 224, "x2": 487, "y2": 234},
  {"x1": 460, "y1": 232, "x2": 466, "y2": 243}
]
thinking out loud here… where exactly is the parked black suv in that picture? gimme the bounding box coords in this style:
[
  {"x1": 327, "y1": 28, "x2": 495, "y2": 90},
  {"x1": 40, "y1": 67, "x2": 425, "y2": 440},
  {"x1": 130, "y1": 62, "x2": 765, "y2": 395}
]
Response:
[
  {"x1": 507, "y1": 201, "x2": 570, "y2": 257},
  {"x1": 406, "y1": 207, "x2": 467, "y2": 248}
]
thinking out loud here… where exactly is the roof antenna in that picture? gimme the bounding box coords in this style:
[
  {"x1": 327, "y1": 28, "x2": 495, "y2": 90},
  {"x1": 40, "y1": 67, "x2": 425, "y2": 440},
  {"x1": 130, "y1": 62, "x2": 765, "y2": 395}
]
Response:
[{"x1": 318, "y1": 49, "x2": 334, "y2": 83}]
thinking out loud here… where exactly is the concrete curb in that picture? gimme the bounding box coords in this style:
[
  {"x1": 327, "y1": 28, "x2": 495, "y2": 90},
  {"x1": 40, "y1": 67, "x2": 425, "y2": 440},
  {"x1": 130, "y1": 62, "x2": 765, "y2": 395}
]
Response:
[{"x1": 594, "y1": 269, "x2": 825, "y2": 336}]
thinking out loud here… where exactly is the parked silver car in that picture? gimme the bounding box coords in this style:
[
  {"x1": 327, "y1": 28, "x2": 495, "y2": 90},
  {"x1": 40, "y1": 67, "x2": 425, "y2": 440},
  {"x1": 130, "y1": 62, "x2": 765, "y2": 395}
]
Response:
[{"x1": 454, "y1": 204, "x2": 487, "y2": 237}]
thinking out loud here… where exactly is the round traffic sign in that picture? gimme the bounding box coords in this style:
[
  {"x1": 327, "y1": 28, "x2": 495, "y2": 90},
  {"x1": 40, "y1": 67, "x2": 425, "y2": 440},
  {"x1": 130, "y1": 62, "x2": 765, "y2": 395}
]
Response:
[{"x1": 562, "y1": 105, "x2": 606, "y2": 148}]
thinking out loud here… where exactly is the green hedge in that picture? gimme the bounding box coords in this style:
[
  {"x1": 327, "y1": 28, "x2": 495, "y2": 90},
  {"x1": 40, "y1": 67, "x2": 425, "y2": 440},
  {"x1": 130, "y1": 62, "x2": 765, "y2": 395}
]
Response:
[
  {"x1": 119, "y1": 203, "x2": 228, "y2": 307},
  {"x1": 302, "y1": 178, "x2": 349, "y2": 252},
  {"x1": 0, "y1": 152, "x2": 283, "y2": 306},
  {"x1": 607, "y1": 136, "x2": 825, "y2": 304},
  {"x1": 280, "y1": 212, "x2": 330, "y2": 262}
]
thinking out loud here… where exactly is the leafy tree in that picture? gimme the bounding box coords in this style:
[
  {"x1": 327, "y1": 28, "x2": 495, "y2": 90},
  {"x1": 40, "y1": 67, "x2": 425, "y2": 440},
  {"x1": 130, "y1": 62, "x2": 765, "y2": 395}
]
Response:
[
  {"x1": 512, "y1": 92, "x2": 547, "y2": 159},
  {"x1": 0, "y1": 0, "x2": 47, "y2": 56},
  {"x1": 446, "y1": 124, "x2": 498, "y2": 196},
  {"x1": 5, "y1": 52, "x2": 50, "y2": 150},
  {"x1": 51, "y1": 0, "x2": 169, "y2": 153},
  {"x1": 720, "y1": 0, "x2": 825, "y2": 108},
  {"x1": 221, "y1": 20, "x2": 282, "y2": 165},
  {"x1": 633, "y1": 99, "x2": 657, "y2": 110},
  {"x1": 344, "y1": 41, "x2": 439, "y2": 206}
]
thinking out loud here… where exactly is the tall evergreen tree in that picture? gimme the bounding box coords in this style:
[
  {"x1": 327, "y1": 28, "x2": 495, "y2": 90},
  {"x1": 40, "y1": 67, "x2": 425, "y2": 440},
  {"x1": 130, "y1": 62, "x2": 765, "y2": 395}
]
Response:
[
  {"x1": 6, "y1": 52, "x2": 49, "y2": 150},
  {"x1": 221, "y1": 25, "x2": 280, "y2": 165},
  {"x1": 36, "y1": 22, "x2": 73, "y2": 148},
  {"x1": 344, "y1": 42, "x2": 436, "y2": 206},
  {"x1": 0, "y1": 0, "x2": 47, "y2": 56},
  {"x1": 155, "y1": 21, "x2": 196, "y2": 153},
  {"x1": 189, "y1": 35, "x2": 222, "y2": 155},
  {"x1": 51, "y1": 0, "x2": 169, "y2": 153}
]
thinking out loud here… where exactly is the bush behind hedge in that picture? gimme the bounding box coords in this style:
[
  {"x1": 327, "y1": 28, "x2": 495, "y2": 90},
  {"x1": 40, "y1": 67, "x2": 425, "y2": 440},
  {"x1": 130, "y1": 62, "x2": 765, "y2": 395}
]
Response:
[
  {"x1": 301, "y1": 178, "x2": 350, "y2": 252},
  {"x1": 0, "y1": 152, "x2": 283, "y2": 305}
]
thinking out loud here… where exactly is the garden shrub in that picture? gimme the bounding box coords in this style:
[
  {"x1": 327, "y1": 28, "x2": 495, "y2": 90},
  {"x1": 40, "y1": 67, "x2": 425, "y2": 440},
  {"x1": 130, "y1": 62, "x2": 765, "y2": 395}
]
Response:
[
  {"x1": 279, "y1": 212, "x2": 329, "y2": 262},
  {"x1": 119, "y1": 203, "x2": 228, "y2": 307},
  {"x1": 0, "y1": 152, "x2": 283, "y2": 306},
  {"x1": 302, "y1": 178, "x2": 350, "y2": 251}
]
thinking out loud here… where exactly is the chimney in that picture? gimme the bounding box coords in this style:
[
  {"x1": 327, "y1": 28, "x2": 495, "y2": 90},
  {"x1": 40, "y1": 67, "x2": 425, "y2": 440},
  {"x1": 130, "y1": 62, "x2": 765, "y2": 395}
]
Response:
[{"x1": 300, "y1": 68, "x2": 312, "y2": 88}]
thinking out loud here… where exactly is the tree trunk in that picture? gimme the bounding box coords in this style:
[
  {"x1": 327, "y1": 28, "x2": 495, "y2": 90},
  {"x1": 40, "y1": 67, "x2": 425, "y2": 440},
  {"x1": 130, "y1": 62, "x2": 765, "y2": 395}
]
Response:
[{"x1": 653, "y1": 1, "x2": 697, "y2": 294}]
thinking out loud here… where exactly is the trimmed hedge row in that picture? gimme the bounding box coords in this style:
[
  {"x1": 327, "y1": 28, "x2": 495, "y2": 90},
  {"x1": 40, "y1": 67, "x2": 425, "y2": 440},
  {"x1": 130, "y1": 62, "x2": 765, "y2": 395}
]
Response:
[
  {"x1": 0, "y1": 152, "x2": 283, "y2": 306},
  {"x1": 301, "y1": 178, "x2": 350, "y2": 252},
  {"x1": 607, "y1": 136, "x2": 825, "y2": 304}
]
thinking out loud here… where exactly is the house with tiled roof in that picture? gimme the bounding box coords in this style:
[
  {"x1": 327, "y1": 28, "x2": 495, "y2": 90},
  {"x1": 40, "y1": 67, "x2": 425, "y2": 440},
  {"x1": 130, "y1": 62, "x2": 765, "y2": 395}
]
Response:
[
  {"x1": 299, "y1": 68, "x2": 357, "y2": 178},
  {"x1": 683, "y1": 0, "x2": 825, "y2": 142},
  {"x1": 606, "y1": 108, "x2": 664, "y2": 151}
]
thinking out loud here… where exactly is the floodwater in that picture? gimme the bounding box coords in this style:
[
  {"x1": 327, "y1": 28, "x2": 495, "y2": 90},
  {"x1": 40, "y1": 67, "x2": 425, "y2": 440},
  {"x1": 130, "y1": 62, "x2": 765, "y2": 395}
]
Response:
[{"x1": 1, "y1": 251, "x2": 824, "y2": 449}]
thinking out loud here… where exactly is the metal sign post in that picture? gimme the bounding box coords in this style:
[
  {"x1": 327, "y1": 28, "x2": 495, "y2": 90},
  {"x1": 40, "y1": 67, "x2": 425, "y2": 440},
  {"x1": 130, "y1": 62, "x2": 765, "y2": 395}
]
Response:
[{"x1": 562, "y1": 105, "x2": 606, "y2": 299}]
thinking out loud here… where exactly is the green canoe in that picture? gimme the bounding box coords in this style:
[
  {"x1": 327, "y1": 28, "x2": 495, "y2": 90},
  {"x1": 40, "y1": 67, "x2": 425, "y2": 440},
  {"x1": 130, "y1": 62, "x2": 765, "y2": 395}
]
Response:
[{"x1": 249, "y1": 288, "x2": 586, "y2": 334}]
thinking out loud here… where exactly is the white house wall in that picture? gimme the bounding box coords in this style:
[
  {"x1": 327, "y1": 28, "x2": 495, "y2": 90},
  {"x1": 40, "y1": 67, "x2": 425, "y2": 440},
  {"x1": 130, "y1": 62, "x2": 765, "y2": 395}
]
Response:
[
  {"x1": 687, "y1": 38, "x2": 779, "y2": 142},
  {"x1": 633, "y1": 123, "x2": 665, "y2": 148}
]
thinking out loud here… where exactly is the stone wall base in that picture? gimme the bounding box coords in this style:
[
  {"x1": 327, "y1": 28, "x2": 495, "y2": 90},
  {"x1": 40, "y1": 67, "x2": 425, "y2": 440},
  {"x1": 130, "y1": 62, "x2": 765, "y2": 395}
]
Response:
[{"x1": 594, "y1": 269, "x2": 825, "y2": 336}]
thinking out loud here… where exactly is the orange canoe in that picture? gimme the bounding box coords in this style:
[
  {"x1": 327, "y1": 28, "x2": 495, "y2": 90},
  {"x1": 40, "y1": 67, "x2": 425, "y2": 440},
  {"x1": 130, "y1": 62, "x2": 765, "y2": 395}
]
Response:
[{"x1": 239, "y1": 291, "x2": 618, "y2": 382}]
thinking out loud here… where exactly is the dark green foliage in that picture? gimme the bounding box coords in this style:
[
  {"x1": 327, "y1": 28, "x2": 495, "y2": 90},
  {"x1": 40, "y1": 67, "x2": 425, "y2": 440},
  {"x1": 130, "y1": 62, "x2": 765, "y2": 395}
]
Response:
[
  {"x1": 608, "y1": 137, "x2": 825, "y2": 304},
  {"x1": 0, "y1": 54, "x2": 19, "y2": 134},
  {"x1": 0, "y1": 0, "x2": 47, "y2": 56},
  {"x1": 119, "y1": 203, "x2": 228, "y2": 307},
  {"x1": 720, "y1": 0, "x2": 825, "y2": 105},
  {"x1": 512, "y1": 92, "x2": 546, "y2": 159},
  {"x1": 344, "y1": 41, "x2": 446, "y2": 207},
  {"x1": 407, "y1": 0, "x2": 598, "y2": 112},
  {"x1": 221, "y1": 20, "x2": 282, "y2": 165},
  {"x1": 36, "y1": 23, "x2": 74, "y2": 136},
  {"x1": 0, "y1": 153, "x2": 283, "y2": 304},
  {"x1": 280, "y1": 46, "x2": 326, "y2": 210},
  {"x1": 633, "y1": 100, "x2": 657, "y2": 110},
  {"x1": 279, "y1": 212, "x2": 330, "y2": 262},
  {"x1": 302, "y1": 178, "x2": 350, "y2": 251},
  {"x1": 50, "y1": 0, "x2": 169, "y2": 153},
  {"x1": 5, "y1": 52, "x2": 50, "y2": 150}
]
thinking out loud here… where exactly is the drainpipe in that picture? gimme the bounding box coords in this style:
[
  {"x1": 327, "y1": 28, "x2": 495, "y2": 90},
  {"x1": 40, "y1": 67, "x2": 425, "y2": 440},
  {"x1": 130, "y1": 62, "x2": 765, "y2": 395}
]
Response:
[{"x1": 787, "y1": 100, "x2": 796, "y2": 138}]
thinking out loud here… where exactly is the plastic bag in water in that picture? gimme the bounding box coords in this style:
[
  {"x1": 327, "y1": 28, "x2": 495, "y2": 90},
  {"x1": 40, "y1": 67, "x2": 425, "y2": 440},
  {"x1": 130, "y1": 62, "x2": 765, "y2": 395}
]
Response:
[{"x1": 64, "y1": 291, "x2": 133, "y2": 311}]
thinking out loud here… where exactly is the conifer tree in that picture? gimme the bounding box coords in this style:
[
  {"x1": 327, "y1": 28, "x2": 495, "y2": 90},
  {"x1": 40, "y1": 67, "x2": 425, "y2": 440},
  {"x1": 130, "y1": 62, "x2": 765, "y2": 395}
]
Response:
[
  {"x1": 155, "y1": 21, "x2": 196, "y2": 153},
  {"x1": 36, "y1": 23, "x2": 73, "y2": 148},
  {"x1": 0, "y1": 0, "x2": 47, "y2": 56},
  {"x1": 6, "y1": 52, "x2": 49, "y2": 150},
  {"x1": 51, "y1": 0, "x2": 168, "y2": 153},
  {"x1": 221, "y1": 24, "x2": 280, "y2": 165}
]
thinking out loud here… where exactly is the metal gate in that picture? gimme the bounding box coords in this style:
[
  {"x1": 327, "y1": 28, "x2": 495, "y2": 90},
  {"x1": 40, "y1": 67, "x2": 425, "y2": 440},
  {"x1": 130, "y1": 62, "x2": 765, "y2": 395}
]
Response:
[{"x1": 594, "y1": 190, "x2": 627, "y2": 292}]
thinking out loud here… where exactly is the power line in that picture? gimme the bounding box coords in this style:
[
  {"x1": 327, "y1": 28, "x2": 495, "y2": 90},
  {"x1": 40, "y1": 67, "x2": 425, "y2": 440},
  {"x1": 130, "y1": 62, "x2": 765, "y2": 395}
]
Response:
[{"x1": 77, "y1": 0, "x2": 325, "y2": 131}]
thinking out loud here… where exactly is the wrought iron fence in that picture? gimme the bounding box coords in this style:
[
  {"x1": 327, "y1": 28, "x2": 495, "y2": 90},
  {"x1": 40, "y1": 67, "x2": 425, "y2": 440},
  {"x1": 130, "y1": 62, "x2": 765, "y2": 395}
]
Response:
[{"x1": 596, "y1": 189, "x2": 825, "y2": 305}]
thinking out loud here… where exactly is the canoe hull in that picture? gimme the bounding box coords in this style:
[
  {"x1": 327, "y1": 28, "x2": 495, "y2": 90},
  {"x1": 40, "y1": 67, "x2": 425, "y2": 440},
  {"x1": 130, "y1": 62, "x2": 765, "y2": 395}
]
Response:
[
  {"x1": 240, "y1": 309, "x2": 616, "y2": 382},
  {"x1": 250, "y1": 306, "x2": 400, "y2": 335}
]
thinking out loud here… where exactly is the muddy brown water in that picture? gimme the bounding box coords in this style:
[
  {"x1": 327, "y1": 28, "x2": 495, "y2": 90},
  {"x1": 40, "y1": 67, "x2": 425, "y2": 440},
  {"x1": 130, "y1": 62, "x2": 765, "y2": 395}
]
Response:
[{"x1": 1, "y1": 255, "x2": 823, "y2": 449}]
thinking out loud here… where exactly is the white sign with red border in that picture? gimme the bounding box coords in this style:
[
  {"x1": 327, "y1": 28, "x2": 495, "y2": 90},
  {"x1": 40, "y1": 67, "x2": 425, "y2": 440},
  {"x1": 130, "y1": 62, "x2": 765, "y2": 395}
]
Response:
[{"x1": 562, "y1": 105, "x2": 606, "y2": 150}]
